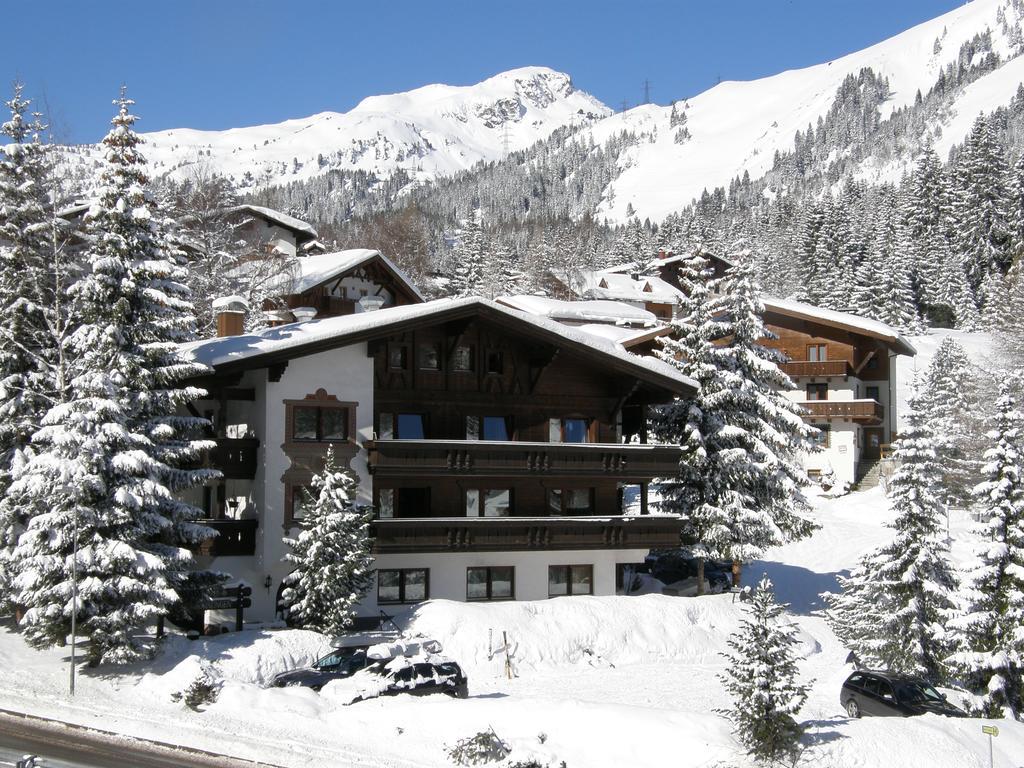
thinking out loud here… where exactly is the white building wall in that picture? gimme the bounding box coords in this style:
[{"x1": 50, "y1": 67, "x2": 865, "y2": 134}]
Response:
[
  {"x1": 802, "y1": 421, "x2": 859, "y2": 489},
  {"x1": 358, "y1": 549, "x2": 649, "y2": 618},
  {"x1": 240, "y1": 219, "x2": 298, "y2": 258}
]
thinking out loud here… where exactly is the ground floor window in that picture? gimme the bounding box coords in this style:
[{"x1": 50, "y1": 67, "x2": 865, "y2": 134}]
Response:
[
  {"x1": 378, "y1": 568, "x2": 429, "y2": 604},
  {"x1": 548, "y1": 564, "x2": 593, "y2": 597},
  {"x1": 809, "y1": 423, "x2": 831, "y2": 448},
  {"x1": 466, "y1": 566, "x2": 514, "y2": 601}
]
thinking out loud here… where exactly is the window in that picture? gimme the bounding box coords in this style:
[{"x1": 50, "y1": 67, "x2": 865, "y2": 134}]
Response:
[
  {"x1": 452, "y1": 345, "x2": 475, "y2": 372},
  {"x1": 291, "y1": 405, "x2": 349, "y2": 442},
  {"x1": 466, "y1": 566, "x2": 514, "y2": 600},
  {"x1": 866, "y1": 386, "x2": 880, "y2": 402},
  {"x1": 807, "y1": 344, "x2": 827, "y2": 362},
  {"x1": 485, "y1": 349, "x2": 504, "y2": 375},
  {"x1": 482, "y1": 416, "x2": 510, "y2": 441},
  {"x1": 465, "y1": 415, "x2": 511, "y2": 441},
  {"x1": 377, "y1": 488, "x2": 394, "y2": 518},
  {"x1": 377, "y1": 487, "x2": 430, "y2": 517},
  {"x1": 549, "y1": 417, "x2": 591, "y2": 443},
  {"x1": 465, "y1": 488, "x2": 512, "y2": 517},
  {"x1": 290, "y1": 484, "x2": 313, "y2": 522},
  {"x1": 548, "y1": 488, "x2": 594, "y2": 515},
  {"x1": 377, "y1": 568, "x2": 429, "y2": 604},
  {"x1": 548, "y1": 565, "x2": 593, "y2": 597},
  {"x1": 806, "y1": 383, "x2": 828, "y2": 401},
  {"x1": 418, "y1": 342, "x2": 441, "y2": 371},
  {"x1": 396, "y1": 413, "x2": 426, "y2": 439},
  {"x1": 380, "y1": 412, "x2": 426, "y2": 439},
  {"x1": 388, "y1": 344, "x2": 408, "y2": 370},
  {"x1": 809, "y1": 423, "x2": 830, "y2": 448}
]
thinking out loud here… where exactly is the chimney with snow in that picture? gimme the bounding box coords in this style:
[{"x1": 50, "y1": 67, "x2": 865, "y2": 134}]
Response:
[
  {"x1": 291, "y1": 306, "x2": 318, "y2": 323},
  {"x1": 358, "y1": 294, "x2": 387, "y2": 313},
  {"x1": 212, "y1": 295, "x2": 249, "y2": 337}
]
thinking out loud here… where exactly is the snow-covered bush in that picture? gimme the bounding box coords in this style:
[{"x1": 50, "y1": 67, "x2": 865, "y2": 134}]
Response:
[{"x1": 445, "y1": 728, "x2": 511, "y2": 765}]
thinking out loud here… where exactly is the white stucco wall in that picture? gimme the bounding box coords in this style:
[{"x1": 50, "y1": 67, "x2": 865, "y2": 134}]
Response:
[
  {"x1": 240, "y1": 219, "x2": 298, "y2": 258},
  {"x1": 803, "y1": 421, "x2": 859, "y2": 489},
  {"x1": 357, "y1": 548, "x2": 650, "y2": 618}
]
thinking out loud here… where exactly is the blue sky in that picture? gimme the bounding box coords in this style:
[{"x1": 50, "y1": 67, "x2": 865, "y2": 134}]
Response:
[{"x1": 6, "y1": 1, "x2": 965, "y2": 143}]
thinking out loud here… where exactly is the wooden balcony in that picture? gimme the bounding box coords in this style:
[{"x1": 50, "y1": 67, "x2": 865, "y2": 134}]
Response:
[
  {"x1": 194, "y1": 518, "x2": 259, "y2": 557},
  {"x1": 781, "y1": 360, "x2": 854, "y2": 378},
  {"x1": 365, "y1": 440, "x2": 682, "y2": 479},
  {"x1": 372, "y1": 515, "x2": 684, "y2": 554},
  {"x1": 210, "y1": 437, "x2": 260, "y2": 480},
  {"x1": 799, "y1": 399, "x2": 884, "y2": 424}
]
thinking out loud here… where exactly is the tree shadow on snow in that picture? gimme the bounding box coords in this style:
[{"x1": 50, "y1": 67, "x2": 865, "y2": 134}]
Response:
[
  {"x1": 801, "y1": 717, "x2": 848, "y2": 746},
  {"x1": 745, "y1": 561, "x2": 850, "y2": 615}
]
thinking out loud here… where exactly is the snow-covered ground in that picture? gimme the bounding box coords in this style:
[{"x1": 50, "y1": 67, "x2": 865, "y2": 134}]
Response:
[{"x1": 1, "y1": 479, "x2": 1021, "y2": 767}]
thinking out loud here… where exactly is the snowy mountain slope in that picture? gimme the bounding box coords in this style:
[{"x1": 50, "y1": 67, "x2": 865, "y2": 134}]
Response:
[
  {"x1": 590, "y1": 0, "x2": 1024, "y2": 223},
  {"x1": 61, "y1": 67, "x2": 610, "y2": 192}
]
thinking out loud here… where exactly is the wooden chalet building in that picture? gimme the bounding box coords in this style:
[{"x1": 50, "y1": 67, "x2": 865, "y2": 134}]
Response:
[
  {"x1": 182, "y1": 297, "x2": 693, "y2": 624},
  {"x1": 541, "y1": 251, "x2": 917, "y2": 491}
]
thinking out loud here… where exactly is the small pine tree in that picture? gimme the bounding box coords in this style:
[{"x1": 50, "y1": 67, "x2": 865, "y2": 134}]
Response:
[
  {"x1": 282, "y1": 447, "x2": 373, "y2": 637},
  {"x1": 947, "y1": 383, "x2": 1024, "y2": 718},
  {"x1": 826, "y1": 395, "x2": 958, "y2": 680},
  {"x1": 718, "y1": 576, "x2": 811, "y2": 764}
]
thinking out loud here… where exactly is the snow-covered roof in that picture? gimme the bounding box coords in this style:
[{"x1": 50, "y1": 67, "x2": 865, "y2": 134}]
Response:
[
  {"x1": 251, "y1": 248, "x2": 425, "y2": 302},
  {"x1": 496, "y1": 295, "x2": 659, "y2": 327},
  {"x1": 761, "y1": 296, "x2": 917, "y2": 356},
  {"x1": 183, "y1": 297, "x2": 695, "y2": 395},
  {"x1": 229, "y1": 204, "x2": 318, "y2": 241}
]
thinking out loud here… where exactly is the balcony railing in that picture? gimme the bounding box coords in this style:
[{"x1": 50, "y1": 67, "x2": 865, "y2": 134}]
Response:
[
  {"x1": 210, "y1": 437, "x2": 260, "y2": 480},
  {"x1": 781, "y1": 360, "x2": 854, "y2": 378},
  {"x1": 799, "y1": 399, "x2": 884, "y2": 424},
  {"x1": 372, "y1": 515, "x2": 683, "y2": 554},
  {"x1": 365, "y1": 440, "x2": 682, "y2": 478},
  {"x1": 194, "y1": 518, "x2": 259, "y2": 557}
]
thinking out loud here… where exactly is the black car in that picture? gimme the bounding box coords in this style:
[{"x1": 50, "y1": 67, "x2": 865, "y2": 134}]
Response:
[
  {"x1": 840, "y1": 670, "x2": 966, "y2": 718},
  {"x1": 348, "y1": 659, "x2": 469, "y2": 703},
  {"x1": 270, "y1": 645, "x2": 372, "y2": 691}
]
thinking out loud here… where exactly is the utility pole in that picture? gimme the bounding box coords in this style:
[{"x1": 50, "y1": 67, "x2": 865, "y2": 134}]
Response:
[
  {"x1": 642, "y1": 79, "x2": 652, "y2": 105},
  {"x1": 620, "y1": 100, "x2": 629, "y2": 114}
]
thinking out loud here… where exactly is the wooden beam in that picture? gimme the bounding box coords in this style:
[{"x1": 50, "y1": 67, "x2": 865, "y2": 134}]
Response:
[
  {"x1": 528, "y1": 347, "x2": 559, "y2": 394},
  {"x1": 268, "y1": 361, "x2": 288, "y2": 383},
  {"x1": 854, "y1": 350, "x2": 877, "y2": 376}
]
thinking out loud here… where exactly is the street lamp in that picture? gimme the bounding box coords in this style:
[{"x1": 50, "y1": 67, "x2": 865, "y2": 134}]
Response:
[{"x1": 69, "y1": 503, "x2": 79, "y2": 697}]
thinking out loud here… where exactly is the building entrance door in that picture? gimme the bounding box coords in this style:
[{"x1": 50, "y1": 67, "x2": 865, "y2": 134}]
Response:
[{"x1": 863, "y1": 428, "x2": 883, "y2": 460}]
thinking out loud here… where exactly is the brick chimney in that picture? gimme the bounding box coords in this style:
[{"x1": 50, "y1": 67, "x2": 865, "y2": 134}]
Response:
[{"x1": 212, "y1": 296, "x2": 249, "y2": 337}]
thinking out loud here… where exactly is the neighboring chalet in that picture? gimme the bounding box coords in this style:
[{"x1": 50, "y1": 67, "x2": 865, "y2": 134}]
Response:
[
  {"x1": 183, "y1": 298, "x2": 694, "y2": 625},
  {"x1": 227, "y1": 204, "x2": 320, "y2": 259},
  {"x1": 264, "y1": 248, "x2": 425, "y2": 323},
  {"x1": 540, "y1": 252, "x2": 917, "y2": 491}
]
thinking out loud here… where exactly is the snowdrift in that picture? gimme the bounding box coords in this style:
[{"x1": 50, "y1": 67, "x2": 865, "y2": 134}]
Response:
[{"x1": 397, "y1": 593, "x2": 821, "y2": 679}]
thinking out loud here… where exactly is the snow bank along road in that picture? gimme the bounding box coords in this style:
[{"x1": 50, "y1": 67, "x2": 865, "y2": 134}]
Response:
[{"x1": 0, "y1": 709, "x2": 281, "y2": 768}]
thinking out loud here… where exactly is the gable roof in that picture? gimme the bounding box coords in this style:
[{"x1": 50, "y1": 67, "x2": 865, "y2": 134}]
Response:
[
  {"x1": 761, "y1": 296, "x2": 917, "y2": 356},
  {"x1": 183, "y1": 297, "x2": 695, "y2": 396},
  {"x1": 495, "y1": 295, "x2": 658, "y2": 327},
  {"x1": 284, "y1": 248, "x2": 425, "y2": 301},
  {"x1": 228, "y1": 204, "x2": 318, "y2": 243}
]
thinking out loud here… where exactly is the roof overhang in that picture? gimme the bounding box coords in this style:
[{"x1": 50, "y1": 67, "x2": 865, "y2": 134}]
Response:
[{"x1": 761, "y1": 297, "x2": 917, "y2": 356}]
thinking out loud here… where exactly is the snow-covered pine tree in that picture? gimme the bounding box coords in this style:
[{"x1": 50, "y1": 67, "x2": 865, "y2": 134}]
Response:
[
  {"x1": 449, "y1": 208, "x2": 487, "y2": 298},
  {"x1": 953, "y1": 115, "x2": 1011, "y2": 293},
  {"x1": 718, "y1": 575, "x2": 811, "y2": 764},
  {"x1": 0, "y1": 85, "x2": 60, "y2": 610},
  {"x1": 281, "y1": 447, "x2": 373, "y2": 636},
  {"x1": 915, "y1": 337, "x2": 983, "y2": 508},
  {"x1": 826, "y1": 394, "x2": 958, "y2": 680},
  {"x1": 947, "y1": 382, "x2": 1024, "y2": 719},
  {"x1": 654, "y1": 255, "x2": 816, "y2": 588},
  {"x1": 7, "y1": 92, "x2": 218, "y2": 664}
]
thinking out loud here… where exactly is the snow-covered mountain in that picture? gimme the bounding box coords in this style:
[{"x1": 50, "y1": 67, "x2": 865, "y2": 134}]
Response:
[
  {"x1": 61, "y1": 66, "x2": 610, "y2": 192},
  {"x1": 588, "y1": 0, "x2": 1024, "y2": 223}
]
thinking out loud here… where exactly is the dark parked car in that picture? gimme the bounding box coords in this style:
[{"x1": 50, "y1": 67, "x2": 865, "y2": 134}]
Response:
[
  {"x1": 270, "y1": 645, "x2": 372, "y2": 691},
  {"x1": 347, "y1": 659, "x2": 469, "y2": 703},
  {"x1": 840, "y1": 671, "x2": 966, "y2": 718}
]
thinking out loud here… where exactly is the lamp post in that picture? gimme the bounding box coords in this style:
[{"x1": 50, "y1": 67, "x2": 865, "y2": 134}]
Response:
[{"x1": 69, "y1": 503, "x2": 78, "y2": 697}]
